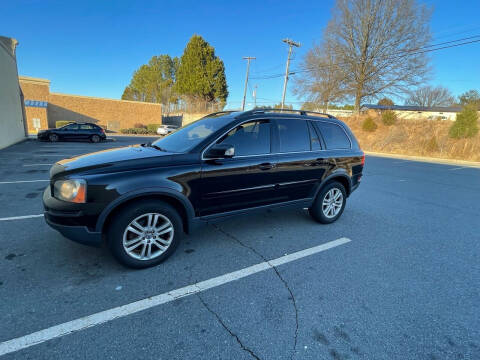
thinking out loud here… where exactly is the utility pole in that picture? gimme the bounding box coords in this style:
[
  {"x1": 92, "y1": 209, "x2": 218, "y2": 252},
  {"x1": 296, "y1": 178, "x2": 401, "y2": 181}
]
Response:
[
  {"x1": 253, "y1": 85, "x2": 257, "y2": 108},
  {"x1": 281, "y1": 38, "x2": 301, "y2": 110},
  {"x1": 241, "y1": 57, "x2": 255, "y2": 111}
]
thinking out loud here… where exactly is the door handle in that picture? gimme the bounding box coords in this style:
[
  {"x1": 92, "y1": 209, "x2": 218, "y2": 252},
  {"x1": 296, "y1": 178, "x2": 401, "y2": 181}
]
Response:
[{"x1": 258, "y1": 162, "x2": 274, "y2": 170}]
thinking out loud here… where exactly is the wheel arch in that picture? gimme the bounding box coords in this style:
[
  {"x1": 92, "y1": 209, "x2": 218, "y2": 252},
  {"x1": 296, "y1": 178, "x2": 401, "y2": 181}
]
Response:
[
  {"x1": 96, "y1": 188, "x2": 195, "y2": 235},
  {"x1": 314, "y1": 172, "x2": 352, "y2": 198}
]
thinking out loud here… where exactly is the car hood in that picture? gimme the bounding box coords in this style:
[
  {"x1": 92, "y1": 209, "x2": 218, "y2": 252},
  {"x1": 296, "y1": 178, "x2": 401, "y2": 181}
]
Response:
[{"x1": 50, "y1": 145, "x2": 190, "y2": 178}]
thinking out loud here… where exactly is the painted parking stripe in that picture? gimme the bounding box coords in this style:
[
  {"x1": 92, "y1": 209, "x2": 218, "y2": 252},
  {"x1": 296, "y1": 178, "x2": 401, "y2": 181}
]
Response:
[
  {"x1": 0, "y1": 180, "x2": 49, "y2": 184},
  {"x1": 0, "y1": 237, "x2": 351, "y2": 356},
  {"x1": 0, "y1": 214, "x2": 44, "y2": 221},
  {"x1": 23, "y1": 164, "x2": 54, "y2": 167},
  {"x1": 449, "y1": 166, "x2": 470, "y2": 171}
]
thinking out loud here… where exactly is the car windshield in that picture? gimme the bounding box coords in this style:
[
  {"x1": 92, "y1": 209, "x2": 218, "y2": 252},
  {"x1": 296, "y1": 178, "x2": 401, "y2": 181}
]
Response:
[{"x1": 152, "y1": 116, "x2": 229, "y2": 153}]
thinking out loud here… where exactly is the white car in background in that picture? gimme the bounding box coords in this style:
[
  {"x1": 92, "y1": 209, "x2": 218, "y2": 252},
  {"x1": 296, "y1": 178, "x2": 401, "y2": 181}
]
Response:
[{"x1": 157, "y1": 124, "x2": 179, "y2": 136}]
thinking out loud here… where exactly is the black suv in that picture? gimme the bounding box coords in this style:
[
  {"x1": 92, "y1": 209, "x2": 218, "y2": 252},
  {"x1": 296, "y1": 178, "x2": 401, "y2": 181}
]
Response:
[
  {"x1": 43, "y1": 109, "x2": 364, "y2": 268},
  {"x1": 37, "y1": 122, "x2": 106, "y2": 143}
]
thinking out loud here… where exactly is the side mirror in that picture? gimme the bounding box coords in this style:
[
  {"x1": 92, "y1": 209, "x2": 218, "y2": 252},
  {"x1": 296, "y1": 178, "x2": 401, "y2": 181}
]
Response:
[{"x1": 205, "y1": 144, "x2": 235, "y2": 158}]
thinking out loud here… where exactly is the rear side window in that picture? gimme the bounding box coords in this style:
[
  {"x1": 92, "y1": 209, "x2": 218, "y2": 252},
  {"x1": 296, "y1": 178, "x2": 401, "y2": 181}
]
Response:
[
  {"x1": 80, "y1": 124, "x2": 94, "y2": 130},
  {"x1": 315, "y1": 122, "x2": 351, "y2": 149},
  {"x1": 276, "y1": 119, "x2": 310, "y2": 153}
]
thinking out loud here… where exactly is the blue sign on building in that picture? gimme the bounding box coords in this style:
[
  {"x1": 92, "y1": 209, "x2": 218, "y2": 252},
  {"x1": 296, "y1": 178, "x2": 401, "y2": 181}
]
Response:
[{"x1": 24, "y1": 100, "x2": 48, "y2": 108}]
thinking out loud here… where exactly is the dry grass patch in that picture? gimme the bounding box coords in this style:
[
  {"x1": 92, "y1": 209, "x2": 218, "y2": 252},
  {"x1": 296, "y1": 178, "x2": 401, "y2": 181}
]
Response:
[{"x1": 341, "y1": 114, "x2": 480, "y2": 162}]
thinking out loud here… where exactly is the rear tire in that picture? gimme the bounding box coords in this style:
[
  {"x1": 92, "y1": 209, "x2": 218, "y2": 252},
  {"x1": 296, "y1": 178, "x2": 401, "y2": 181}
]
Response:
[
  {"x1": 49, "y1": 133, "x2": 59, "y2": 142},
  {"x1": 107, "y1": 200, "x2": 183, "y2": 269},
  {"x1": 309, "y1": 181, "x2": 347, "y2": 224},
  {"x1": 90, "y1": 134, "x2": 101, "y2": 143}
]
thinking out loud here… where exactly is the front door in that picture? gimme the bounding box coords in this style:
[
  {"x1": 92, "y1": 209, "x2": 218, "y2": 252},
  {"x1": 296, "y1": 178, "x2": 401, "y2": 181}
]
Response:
[
  {"x1": 61, "y1": 123, "x2": 79, "y2": 140},
  {"x1": 200, "y1": 119, "x2": 279, "y2": 216}
]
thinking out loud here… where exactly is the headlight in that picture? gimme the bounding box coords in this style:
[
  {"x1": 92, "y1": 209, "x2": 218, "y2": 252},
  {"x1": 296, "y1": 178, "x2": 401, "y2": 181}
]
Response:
[{"x1": 53, "y1": 179, "x2": 86, "y2": 203}]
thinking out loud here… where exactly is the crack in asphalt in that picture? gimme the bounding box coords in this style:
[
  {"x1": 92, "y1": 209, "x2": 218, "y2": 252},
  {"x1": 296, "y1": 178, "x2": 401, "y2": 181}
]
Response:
[
  {"x1": 195, "y1": 287, "x2": 262, "y2": 360},
  {"x1": 212, "y1": 224, "x2": 299, "y2": 360},
  {"x1": 185, "y1": 268, "x2": 262, "y2": 360}
]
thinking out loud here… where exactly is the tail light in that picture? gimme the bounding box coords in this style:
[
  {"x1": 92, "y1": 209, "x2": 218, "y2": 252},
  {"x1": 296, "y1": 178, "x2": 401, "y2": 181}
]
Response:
[
  {"x1": 361, "y1": 153, "x2": 365, "y2": 166},
  {"x1": 100, "y1": 128, "x2": 105, "y2": 133}
]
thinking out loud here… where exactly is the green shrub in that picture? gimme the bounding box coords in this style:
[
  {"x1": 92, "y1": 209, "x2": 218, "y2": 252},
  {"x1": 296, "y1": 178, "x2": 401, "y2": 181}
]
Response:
[
  {"x1": 449, "y1": 105, "x2": 479, "y2": 139},
  {"x1": 146, "y1": 123, "x2": 161, "y2": 133},
  {"x1": 381, "y1": 110, "x2": 397, "y2": 126},
  {"x1": 134, "y1": 123, "x2": 146, "y2": 129},
  {"x1": 56, "y1": 121, "x2": 72, "y2": 128},
  {"x1": 362, "y1": 117, "x2": 378, "y2": 132}
]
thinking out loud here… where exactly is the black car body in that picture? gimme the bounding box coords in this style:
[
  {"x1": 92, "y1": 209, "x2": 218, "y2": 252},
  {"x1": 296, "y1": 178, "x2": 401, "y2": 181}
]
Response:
[
  {"x1": 43, "y1": 109, "x2": 364, "y2": 268},
  {"x1": 37, "y1": 122, "x2": 106, "y2": 143}
]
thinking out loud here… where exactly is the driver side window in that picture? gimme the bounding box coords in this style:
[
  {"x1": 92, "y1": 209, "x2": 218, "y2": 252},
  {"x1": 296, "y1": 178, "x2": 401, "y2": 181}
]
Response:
[{"x1": 217, "y1": 120, "x2": 270, "y2": 156}]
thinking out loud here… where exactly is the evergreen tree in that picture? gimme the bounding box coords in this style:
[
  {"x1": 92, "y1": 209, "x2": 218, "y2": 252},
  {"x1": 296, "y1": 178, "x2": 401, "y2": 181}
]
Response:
[
  {"x1": 174, "y1": 35, "x2": 228, "y2": 104},
  {"x1": 122, "y1": 55, "x2": 178, "y2": 104}
]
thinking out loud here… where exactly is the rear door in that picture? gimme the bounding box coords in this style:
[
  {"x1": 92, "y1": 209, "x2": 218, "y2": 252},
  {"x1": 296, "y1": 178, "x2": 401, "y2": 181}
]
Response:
[
  {"x1": 79, "y1": 124, "x2": 95, "y2": 140},
  {"x1": 273, "y1": 118, "x2": 330, "y2": 202},
  {"x1": 200, "y1": 119, "x2": 279, "y2": 216}
]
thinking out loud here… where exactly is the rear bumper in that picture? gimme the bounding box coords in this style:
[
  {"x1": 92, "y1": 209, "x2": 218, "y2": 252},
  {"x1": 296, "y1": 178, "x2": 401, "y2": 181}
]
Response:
[{"x1": 44, "y1": 214, "x2": 102, "y2": 247}]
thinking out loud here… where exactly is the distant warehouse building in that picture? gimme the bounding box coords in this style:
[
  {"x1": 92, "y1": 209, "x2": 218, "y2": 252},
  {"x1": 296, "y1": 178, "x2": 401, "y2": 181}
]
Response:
[
  {"x1": 362, "y1": 104, "x2": 462, "y2": 121},
  {"x1": 0, "y1": 36, "x2": 27, "y2": 149},
  {"x1": 19, "y1": 76, "x2": 163, "y2": 134}
]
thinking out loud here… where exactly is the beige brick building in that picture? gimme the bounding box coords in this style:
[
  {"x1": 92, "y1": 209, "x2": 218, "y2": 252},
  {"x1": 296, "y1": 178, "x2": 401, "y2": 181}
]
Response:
[{"x1": 19, "y1": 76, "x2": 163, "y2": 134}]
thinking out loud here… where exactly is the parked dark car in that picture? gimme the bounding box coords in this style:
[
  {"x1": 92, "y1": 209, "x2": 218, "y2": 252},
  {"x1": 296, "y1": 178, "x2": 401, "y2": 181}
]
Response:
[
  {"x1": 37, "y1": 122, "x2": 106, "y2": 143},
  {"x1": 43, "y1": 109, "x2": 364, "y2": 268}
]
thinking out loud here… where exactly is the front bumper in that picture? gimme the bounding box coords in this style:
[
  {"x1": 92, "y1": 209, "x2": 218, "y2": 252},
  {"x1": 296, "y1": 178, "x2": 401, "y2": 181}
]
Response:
[
  {"x1": 43, "y1": 188, "x2": 103, "y2": 247},
  {"x1": 44, "y1": 214, "x2": 102, "y2": 246}
]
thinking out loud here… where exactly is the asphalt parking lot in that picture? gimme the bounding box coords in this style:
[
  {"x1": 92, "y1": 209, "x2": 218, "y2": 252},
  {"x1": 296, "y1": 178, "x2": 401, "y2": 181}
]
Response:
[{"x1": 0, "y1": 136, "x2": 479, "y2": 360}]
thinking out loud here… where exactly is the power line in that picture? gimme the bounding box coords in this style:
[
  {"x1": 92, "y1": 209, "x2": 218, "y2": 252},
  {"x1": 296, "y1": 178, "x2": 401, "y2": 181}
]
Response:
[{"x1": 250, "y1": 35, "x2": 480, "y2": 80}]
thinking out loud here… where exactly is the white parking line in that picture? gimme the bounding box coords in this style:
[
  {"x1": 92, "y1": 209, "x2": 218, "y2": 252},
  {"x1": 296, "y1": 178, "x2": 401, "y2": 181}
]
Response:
[
  {"x1": 0, "y1": 180, "x2": 49, "y2": 184},
  {"x1": 0, "y1": 214, "x2": 44, "y2": 221},
  {"x1": 23, "y1": 164, "x2": 54, "y2": 167},
  {"x1": 0, "y1": 237, "x2": 351, "y2": 356}
]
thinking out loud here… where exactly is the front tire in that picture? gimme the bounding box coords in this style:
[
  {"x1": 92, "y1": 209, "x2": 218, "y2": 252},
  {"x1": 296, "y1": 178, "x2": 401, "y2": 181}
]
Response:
[
  {"x1": 49, "y1": 133, "x2": 59, "y2": 142},
  {"x1": 309, "y1": 181, "x2": 347, "y2": 224},
  {"x1": 107, "y1": 200, "x2": 183, "y2": 268}
]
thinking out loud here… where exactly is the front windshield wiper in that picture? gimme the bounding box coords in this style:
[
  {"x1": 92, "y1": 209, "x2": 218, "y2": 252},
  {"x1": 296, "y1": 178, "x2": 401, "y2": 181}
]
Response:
[{"x1": 141, "y1": 142, "x2": 168, "y2": 152}]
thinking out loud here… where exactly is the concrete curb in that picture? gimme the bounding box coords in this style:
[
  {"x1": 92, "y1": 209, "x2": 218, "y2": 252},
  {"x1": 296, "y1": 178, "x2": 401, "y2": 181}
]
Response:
[{"x1": 365, "y1": 151, "x2": 480, "y2": 168}]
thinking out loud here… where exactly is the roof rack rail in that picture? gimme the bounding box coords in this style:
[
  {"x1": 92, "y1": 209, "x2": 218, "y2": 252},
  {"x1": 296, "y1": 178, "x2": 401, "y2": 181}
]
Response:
[
  {"x1": 237, "y1": 108, "x2": 335, "y2": 119},
  {"x1": 200, "y1": 110, "x2": 238, "y2": 119}
]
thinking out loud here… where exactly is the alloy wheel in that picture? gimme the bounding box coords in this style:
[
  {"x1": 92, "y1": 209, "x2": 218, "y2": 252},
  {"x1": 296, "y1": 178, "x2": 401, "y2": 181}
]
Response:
[
  {"x1": 322, "y1": 188, "x2": 343, "y2": 218},
  {"x1": 122, "y1": 213, "x2": 174, "y2": 260}
]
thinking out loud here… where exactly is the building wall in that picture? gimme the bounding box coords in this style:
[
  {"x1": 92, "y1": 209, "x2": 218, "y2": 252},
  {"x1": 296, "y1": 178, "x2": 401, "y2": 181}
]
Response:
[
  {"x1": 48, "y1": 93, "x2": 162, "y2": 131},
  {"x1": 19, "y1": 77, "x2": 163, "y2": 133},
  {"x1": 0, "y1": 36, "x2": 25, "y2": 149},
  {"x1": 19, "y1": 77, "x2": 51, "y2": 133},
  {"x1": 394, "y1": 110, "x2": 456, "y2": 121}
]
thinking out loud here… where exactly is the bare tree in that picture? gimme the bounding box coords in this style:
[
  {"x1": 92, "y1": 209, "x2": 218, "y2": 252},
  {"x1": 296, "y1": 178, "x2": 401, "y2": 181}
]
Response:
[
  {"x1": 293, "y1": 42, "x2": 347, "y2": 112},
  {"x1": 405, "y1": 86, "x2": 455, "y2": 107},
  {"x1": 320, "y1": 0, "x2": 432, "y2": 112}
]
